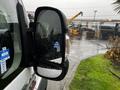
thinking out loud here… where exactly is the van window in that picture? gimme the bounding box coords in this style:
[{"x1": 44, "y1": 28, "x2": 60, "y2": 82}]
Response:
[
  {"x1": 0, "y1": 11, "x2": 8, "y2": 29},
  {"x1": 0, "y1": 0, "x2": 23, "y2": 89},
  {"x1": 100, "y1": 26, "x2": 114, "y2": 30}
]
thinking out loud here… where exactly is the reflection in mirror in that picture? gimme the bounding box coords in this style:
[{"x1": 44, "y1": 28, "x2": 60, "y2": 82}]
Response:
[
  {"x1": 50, "y1": 58, "x2": 62, "y2": 64},
  {"x1": 36, "y1": 10, "x2": 63, "y2": 63},
  {"x1": 34, "y1": 7, "x2": 69, "y2": 80},
  {"x1": 37, "y1": 67, "x2": 62, "y2": 78}
]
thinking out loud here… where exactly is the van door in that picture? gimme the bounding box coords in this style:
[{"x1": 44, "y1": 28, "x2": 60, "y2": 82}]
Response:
[{"x1": 0, "y1": 0, "x2": 25, "y2": 89}]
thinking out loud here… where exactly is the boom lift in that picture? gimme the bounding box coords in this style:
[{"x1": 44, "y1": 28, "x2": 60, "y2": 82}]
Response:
[
  {"x1": 67, "y1": 12, "x2": 81, "y2": 24},
  {"x1": 67, "y1": 12, "x2": 83, "y2": 39}
]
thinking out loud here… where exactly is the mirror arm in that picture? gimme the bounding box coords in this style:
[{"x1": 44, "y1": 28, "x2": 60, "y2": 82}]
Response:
[
  {"x1": 29, "y1": 22, "x2": 36, "y2": 32},
  {"x1": 57, "y1": 59, "x2": 69, "y2": 80},
  {"x1": 35, "y1": 60, "x2": 62, "y2": 70}
]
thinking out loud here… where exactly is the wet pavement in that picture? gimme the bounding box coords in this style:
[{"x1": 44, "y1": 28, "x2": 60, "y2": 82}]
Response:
[{"x1": 47, "y1": 33, "x2": 107, "y2": 90}]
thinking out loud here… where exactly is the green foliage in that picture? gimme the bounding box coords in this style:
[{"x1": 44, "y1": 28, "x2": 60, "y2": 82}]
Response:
[
  {"x1": 105, "y1": 36, "x2": 120, "y2": 65},
  {"x1": 69, "y1": 55, "x2": 120, "y2": 90},
  {"x1": 113, "y1": 0, "x2": 120, "y2": 13}
]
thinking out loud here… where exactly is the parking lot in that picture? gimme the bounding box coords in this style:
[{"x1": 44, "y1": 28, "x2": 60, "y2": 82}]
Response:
[{"x1": 47, "y1": 33, "x2": 108, "y2": 90}]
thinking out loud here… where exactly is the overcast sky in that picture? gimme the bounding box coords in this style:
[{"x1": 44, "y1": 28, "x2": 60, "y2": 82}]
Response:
[{"x1": 22, "y1": 0, "x2": 120, "y2": 20}]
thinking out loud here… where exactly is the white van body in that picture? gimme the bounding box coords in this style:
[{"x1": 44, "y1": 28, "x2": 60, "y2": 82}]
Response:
[
  {"x1": 0, "y1": 0, "x2": 47, "y2": 90},
  {"x1": 0, "y1": 0, "x2": 69, "y2": 89},
  {"x1": 4, "y1": 68, "x2": 46, "y2": 90}
]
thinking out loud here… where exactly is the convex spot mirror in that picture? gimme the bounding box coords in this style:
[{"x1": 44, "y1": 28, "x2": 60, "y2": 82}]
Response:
[{"x1": 33, "y1": 7, "x2": 69, "y2": 81}]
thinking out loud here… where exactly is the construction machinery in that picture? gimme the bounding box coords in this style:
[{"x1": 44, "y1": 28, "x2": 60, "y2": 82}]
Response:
[
  {"x1": 67, "y1": 12, "x2": 82, "y2": 24},
  {"x1": 67, "y1": 12, "x2": 83, "y2": 38}
]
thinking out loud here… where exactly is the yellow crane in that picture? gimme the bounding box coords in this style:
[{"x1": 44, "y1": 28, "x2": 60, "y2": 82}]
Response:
[
  {"x1": 68, "y1": 12, "x2": 83, "y2": 37},
  {"x1": 67, "y1": 12, "x2": 83, "y2": 24}
]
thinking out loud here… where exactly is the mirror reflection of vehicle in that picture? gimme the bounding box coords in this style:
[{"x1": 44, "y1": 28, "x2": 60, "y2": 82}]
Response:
[
  {"x1": 33, "y1": 7, "x2": 69, "y2": 80},
  {"x1": 0, "y1": 0, "x2": 69, "y2": 89}
]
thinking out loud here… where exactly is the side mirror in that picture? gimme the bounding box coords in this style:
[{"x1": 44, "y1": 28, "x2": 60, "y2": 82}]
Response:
[{"x1": 33, "y1": 7, "x2": 69, "y2": 80}]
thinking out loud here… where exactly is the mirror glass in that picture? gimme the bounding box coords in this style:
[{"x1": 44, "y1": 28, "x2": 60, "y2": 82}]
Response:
[
  {"x1": 35, "y1": 9, "x2": 65, "y2": 79},
  {"x1": 37, "y1": 67, "x2": 62, "y2": 78},
  {"x1": 36, "y1": 10, "x2": 63, "y2": 63}
]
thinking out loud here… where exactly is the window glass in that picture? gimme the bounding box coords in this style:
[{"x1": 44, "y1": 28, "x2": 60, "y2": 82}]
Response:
[
  {"x1": 36, "y1": 10, "x2": 62, "y2": 60},
  {"x1": 100, "y1": 26, "x2": 114, "y2": 30},
  {"x1": 0, "y1": 0, "x2": 22, "y2": 88},
  {"x1": 37, "y1": 10, "x2": 62, "y2": 38},
  {"x1": 0, "y1": 11, "x2": 8, "y2": 29}
]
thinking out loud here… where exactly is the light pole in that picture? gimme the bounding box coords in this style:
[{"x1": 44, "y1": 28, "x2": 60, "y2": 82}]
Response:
[
  {"x1": 94, "y1": 10, "x2": 97, "y2": 21},
  {"x1": 93, "y1": 10, "x2": 98, "y2": 38},
  {"x1": 78, "y1": 11, "x2": 83, "y2": 30},
  {"x1": 93, "y1": 10, "x2": 99, "y2": 53},
  {"x1": 80, "y1": 11, "x2": 83, "y2": 17},
  {"x1": 79, "y1": 11, "x2": 83, "y2": 27},
  {"x1": 78, "y1": 11, "x2": 83, "y2": 40}
]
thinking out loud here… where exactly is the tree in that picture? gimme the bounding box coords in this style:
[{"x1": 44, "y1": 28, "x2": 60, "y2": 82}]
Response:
[
  {"x1": 105, "y1": 36, "x2": 120, "y2": 65},
  {"x1": 113, "y1": 0, "x2": 120, "y2": 13}
]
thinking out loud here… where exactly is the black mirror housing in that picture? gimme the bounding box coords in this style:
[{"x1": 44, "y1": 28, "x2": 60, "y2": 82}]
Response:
[{"x1": 32, "y1": 7, "x2": 69, "y2": 81}]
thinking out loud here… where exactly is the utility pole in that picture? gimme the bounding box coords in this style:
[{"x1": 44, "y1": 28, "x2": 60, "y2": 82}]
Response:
[
  {"x1": 79, "y1": 11, "x2": 83, "y2": 27},
  {"x1": 93, "y1": 10, "x2": 99, "y2": 53},
  {"x1": 94, "y1": 10, "x2": 97, "y2": 21}
]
